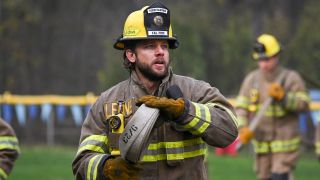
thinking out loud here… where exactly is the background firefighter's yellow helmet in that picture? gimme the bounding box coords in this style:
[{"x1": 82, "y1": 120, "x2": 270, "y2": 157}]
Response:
[
  {"x1": 252, "y1": 34, "x2": 281, "y2": 60},
  {"x1": 113, "y1": 2, "x2": 179, "y2": 50}
]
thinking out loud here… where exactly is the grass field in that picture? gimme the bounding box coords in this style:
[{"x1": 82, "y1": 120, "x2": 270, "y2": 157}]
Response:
[
  {"x1": 208, "y1": 147, "x2": 320, "y2": 180},
  {"x1": 9, "y1": 146, "x2": 320, "y2": 180}
]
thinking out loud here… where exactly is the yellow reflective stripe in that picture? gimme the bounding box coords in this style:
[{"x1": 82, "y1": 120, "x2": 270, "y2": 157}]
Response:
[
  {"x1": 252, "y1": 138, "x2": 300, "y2": 154},
  {"x1": 0, "y1": 168, "x2": 7, "y2": 180},
  {"x1": 0, "y1": 136, "x2": 20, "y2": 153},
  {"x1": 252, "y1": 140, "x2": 269, "y2": 153},
  {"x1": 87, "y1": 155, "x2": 98, "y2": 180},
  {"x1": 296, "y1": 92, "x2": 310, "y2": 102},
  {"x1": 147, "y1": 138, "x2": 204, "y2": 150},
  {"x1": 286, "y1": 93, "x2": 295, "y2": 110},
  {"x1": 252, "y1": 104, "x2": 286, "y2": 117},
  {"x1": 193, "y1": 104, "x2": 211, "y2": 134},
  {"x1": 142, "y1": 138, "x2": 206, "y2": 162},
  {"x1": 264, "y1": 105, "x2": 286, "y2": 117},
  {"x1": 246, "y1": 104, "x2": 287, "y2": 117},
  {"x1": 184, "y1": 103, "x2": 201, "y2": 129},
  {"x1": 77, "y1": 135, "x2": 108, "y2": 155},
  {"x1": 271, "y1": 138, "x2": 300, "y2": 153},
  {"x1": 81, "y1": 135, "x2": 108, "y2": 145},
  {"x1": 142, "y1": 148, "x2": 206, "y2": 162},
  {"x1": 142, "y1": 154, "x2": 167, "y2": 161},
  {"x1": 316, "y1": 142, "x2": 320, "y2": 154},
  {"x1": 235, "y1": 96, "x2": 249, "y2": 109},
  {"x1": 286, "y1": 92, "x2": 310, "y2": 110},
  {"x1": 93, "y1": 155, "x2": 103, "y2": 180},
  {"x1": 183, "y1": 103, "x2": 211, "y2": 135},
  {"x1": 86, "y1": 154, "x2": 104, "y2": 180},
  {"x1": 78, "y1": 145, "x2": 105, "y2": 155}
]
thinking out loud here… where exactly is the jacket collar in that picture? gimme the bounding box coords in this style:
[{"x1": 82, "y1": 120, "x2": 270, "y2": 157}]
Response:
[
  {"x1": 259, "y1": 65, "x2": 284, "y2": 82},
  {"x1": 130, "y1": 67, "x2": 173, "y2": 95}
]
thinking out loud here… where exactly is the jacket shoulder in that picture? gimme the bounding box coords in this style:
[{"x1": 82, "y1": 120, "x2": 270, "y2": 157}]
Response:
[
  {"x1": 99, "y1": 79, "x2": 129, "y2": 100},
  {"x1": 283, "y1": 68, "x2": 302, "y2": 79},
  {"x1": 171, "y1": 74, "x2": 224, "y2": 103},
  {"x1": 172, "y1": 74, "x2": 209, "y2": 87},
  {"x1": 90, "y1": 79, "x2": 130, "y2": 110}
]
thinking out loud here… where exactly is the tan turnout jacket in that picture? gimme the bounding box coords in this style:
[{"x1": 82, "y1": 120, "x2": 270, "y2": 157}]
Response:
[
  {"x1": 72, "y1": 69, "x2": 238, "y2": 180},
  {"x1": 235, "y1": 65, "x2": 310, "y2": 154},
  {"x1": 316, "y1": 121, "x2": 320, "y2": 158},
  {"x1": 0, "y1": 118, "x2": 20, "y2": 179}
]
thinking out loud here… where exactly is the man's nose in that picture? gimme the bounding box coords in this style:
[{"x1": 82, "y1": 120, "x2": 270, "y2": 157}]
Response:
[{"x1": 155, "y1": 45, "x2": 165, "y2": 55}]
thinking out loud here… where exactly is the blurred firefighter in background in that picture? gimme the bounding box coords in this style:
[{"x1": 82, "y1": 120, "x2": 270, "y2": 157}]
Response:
[
  {"x1": 235, "y1": 34, "x2": 310, "y2": 180},
  {"x1": 316, "y1": 114, "x2": 320, "y2": 162},
  {"x1": 0, "y1": 118, "x2": 20, "y2": 179},
  {"x1": 72, "y1": 2, "x2": 238, "y2": 180}
]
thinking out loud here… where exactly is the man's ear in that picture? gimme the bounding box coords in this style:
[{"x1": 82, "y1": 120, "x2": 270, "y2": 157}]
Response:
[{"x1": 125, "y1": 49, "x2": 136, "y2": 63}]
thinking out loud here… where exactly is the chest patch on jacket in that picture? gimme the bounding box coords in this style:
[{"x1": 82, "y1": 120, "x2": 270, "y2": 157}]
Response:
[{"x1": 103, "y1": 98, "x2": 135, "y2": 119}]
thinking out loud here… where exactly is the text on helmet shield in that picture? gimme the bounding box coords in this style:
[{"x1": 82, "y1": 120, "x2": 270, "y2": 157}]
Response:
[
  {"x1": 147, "y1": 8, "x2": 168, "y2": 14},
  {"x1": 148, "y1": 31, "x2": 168, "y2": 36}
]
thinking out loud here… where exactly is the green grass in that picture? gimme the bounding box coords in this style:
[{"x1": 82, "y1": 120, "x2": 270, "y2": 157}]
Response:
[
  {"x1": 208, "y1": 147, "x2": 320, "y2": 180},
  {"x1": 8, "y1": 146, "x2": 320, "y2": 180},
  {"x1": 9, "y1": 145, "x2": 77, "y2": 180}
]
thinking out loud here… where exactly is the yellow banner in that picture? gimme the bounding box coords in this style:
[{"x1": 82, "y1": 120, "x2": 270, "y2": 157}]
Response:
[
  {"x1": 0, "y1": 92, "x2": 97, "y2": 106},
  {"x1": 0, "y1": 92, "x2": 319, "y2": 110}
]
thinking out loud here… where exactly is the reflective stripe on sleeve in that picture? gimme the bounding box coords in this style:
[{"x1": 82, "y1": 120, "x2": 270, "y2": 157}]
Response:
[
  {"x1": 0, "y1": 136, "x2": 20, "y2": 153},
  {"x1": 249, "y1": 104, "x2": 286, "y2": 117},
  {"x1": 141, "y1": 138, "x2": 206, "y2": 162},
  {"x1": 183, "y1": 103, "x2": 211, "y2": 135},
  {"x1": 77, "y1": 135, "x2": 108, "y2": 155},
  {"x1": 235, "y1": 96, "x2": 249, "y2": 109},
  {"x1": 0, "y1": 168, "x2": 8, "y2": 180},
  {"x1": 86, "y1": 154, "x2": 104, "y2": 180},
  {"x1": 285, "y1": 91, "x2": 310, "y2": 110}
]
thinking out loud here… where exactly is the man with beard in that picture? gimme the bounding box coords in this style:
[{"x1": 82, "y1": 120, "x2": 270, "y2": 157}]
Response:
[
  {"x1": 236, "y1": 34, "x2": 310, "y2": 180},
  {"x1": 72, "y1": 2, "x2": 238, "y2": 180},
  {"x1": 0, "y1": 118, "x2": 20, "y2": 179}
]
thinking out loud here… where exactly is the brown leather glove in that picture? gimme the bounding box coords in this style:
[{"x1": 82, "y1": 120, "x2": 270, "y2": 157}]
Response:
[
  {"x1": 268, "y1": 83, "x2": 285, "y2": 101},
  {"x1": 137, "y1": 95, "x2": 186, "y2": 119},
  {"x1": 239, "y1": 126, "x2": 254, "y2": 144},
  {"x1": 103, "y1": 157, "x2": 141, "y2": 180}
]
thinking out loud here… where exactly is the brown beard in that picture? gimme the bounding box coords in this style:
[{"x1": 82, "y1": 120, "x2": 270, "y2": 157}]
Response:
[{"x1": 135, "y1": 58, "x2": 169, "y2": 81}]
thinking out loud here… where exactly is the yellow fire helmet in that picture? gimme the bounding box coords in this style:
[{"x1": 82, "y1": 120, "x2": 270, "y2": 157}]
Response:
[
  {"x1": 113, "y1": 2, "x2": 179, "y2": 50},
  {"x1": 252, "y1": 34, "x2": 281, "y2": 60}
]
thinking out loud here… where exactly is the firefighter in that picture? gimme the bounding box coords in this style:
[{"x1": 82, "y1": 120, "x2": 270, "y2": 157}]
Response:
[
  {"x1": 0, "y1": 118, "x2": 20, "y2": 179},
  {"x1": 72, "y1": 2, "x2": 238, "y2": 180},
  {"x1": 315, "y1": 114, "x2": 320, "y2": 162},
  {"x1": 236, "y1": 34, "x2": 310, "y2": 180}
]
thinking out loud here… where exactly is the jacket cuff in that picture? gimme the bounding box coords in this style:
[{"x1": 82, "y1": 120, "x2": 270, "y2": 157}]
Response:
[
  {"x1": 97, "y1": 154, "x2": 114, "y2": 180},
  {"x1": 174, "y1": 99, "x2": 190, "y2": 123}
]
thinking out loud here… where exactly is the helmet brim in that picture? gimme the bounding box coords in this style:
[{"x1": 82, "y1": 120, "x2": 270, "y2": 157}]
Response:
[{"x1": 113, "y1": 36, "x2": 179, "y2": 50}]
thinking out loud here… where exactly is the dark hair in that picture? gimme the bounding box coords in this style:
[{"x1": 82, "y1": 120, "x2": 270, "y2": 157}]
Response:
[
  {"x1": 123, "y1": 52, "x2": 135, "y2": 70},
  {"x1": 122, "y1": 40, "x2": 140, "y2": 70}
]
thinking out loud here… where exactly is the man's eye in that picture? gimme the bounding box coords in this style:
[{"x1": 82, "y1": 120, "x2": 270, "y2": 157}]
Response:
[
  {"x1": 145, "y1": 44, "x2": 155, "y2": 49},
  {"x1": 161, "y1": 44, "x2": 169, "y2": 49}
]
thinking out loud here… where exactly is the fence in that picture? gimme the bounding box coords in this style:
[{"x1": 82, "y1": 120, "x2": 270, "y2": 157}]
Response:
[{"x1": 1, "y1": 91, "x2": 320, "y2": 146}]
